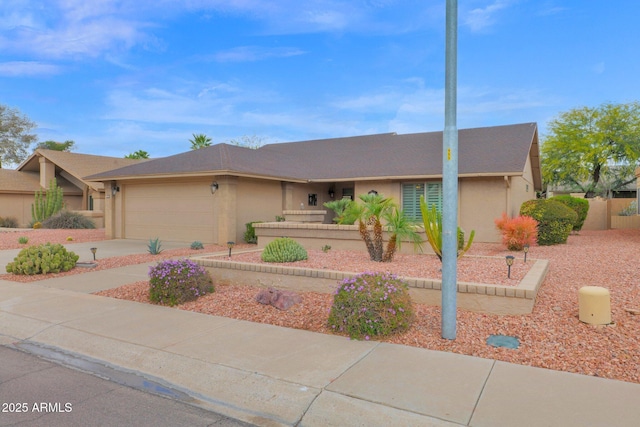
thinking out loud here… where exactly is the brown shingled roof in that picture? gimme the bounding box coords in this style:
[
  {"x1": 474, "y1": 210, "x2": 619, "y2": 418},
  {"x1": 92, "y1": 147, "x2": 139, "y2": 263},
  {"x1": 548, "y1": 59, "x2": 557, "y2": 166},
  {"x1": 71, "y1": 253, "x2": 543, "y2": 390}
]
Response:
[
  {"x1": 86, "y1": 123, "x2": 541, "y2": 189},
  {"x1": 19, "y1": 149, "x2": 147, "y2": 190}
]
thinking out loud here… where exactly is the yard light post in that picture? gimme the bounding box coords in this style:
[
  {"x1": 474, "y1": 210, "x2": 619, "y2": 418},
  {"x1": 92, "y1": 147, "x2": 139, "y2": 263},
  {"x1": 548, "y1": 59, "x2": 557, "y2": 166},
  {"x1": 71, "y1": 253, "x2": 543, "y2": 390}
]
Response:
[
  {"x1": 505, "y1": 255, "x2": 515, "y2": 279},
  {"x1": 90, "y1": 247, "x2": 97, "y2": 261},
  {"x1": 523, "y1": 244, "x2": 530, "y2": 263},
  {"x1": 227, "y1": 241, "x2": 235, "y2": 258}
]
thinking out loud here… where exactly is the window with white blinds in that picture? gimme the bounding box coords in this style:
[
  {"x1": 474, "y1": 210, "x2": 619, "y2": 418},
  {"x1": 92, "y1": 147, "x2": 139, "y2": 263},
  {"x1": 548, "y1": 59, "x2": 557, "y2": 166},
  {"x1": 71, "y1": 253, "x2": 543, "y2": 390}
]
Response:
[{"x1": 402, "y1": 182, "x2": 443, "y2": 220}]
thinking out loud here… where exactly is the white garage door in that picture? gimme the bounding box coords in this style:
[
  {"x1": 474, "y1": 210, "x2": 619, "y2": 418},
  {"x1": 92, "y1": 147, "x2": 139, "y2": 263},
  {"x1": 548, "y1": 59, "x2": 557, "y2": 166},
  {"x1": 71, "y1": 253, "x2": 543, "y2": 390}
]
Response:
[{"x1": 123, "y1": 181, "x2": 215, "y2": 243}]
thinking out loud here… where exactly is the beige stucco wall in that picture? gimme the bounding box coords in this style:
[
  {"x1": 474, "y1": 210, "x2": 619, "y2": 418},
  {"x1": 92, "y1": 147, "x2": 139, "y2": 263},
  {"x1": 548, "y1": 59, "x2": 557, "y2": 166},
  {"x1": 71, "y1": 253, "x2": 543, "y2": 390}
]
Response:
[
  {"x1": 236, "y1": 177, "x2": 284, "y2": 241},
  {"x1": 0, "y1": 193, "x2": 83, "y2": 227},
  {"x1": 0, "y1": 194, "x2": 35, "y2": 227},
  {"x1": 459, "y1": 177, "x2": 507, "y2": 243}
]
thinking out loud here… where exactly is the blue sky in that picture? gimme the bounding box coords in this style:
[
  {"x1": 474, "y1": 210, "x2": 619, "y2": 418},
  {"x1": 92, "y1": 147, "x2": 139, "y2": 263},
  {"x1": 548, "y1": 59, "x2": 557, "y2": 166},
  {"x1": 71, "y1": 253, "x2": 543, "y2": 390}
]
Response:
[{"x1": 1, "y1": 0, "x2": 639, "y2": 160}]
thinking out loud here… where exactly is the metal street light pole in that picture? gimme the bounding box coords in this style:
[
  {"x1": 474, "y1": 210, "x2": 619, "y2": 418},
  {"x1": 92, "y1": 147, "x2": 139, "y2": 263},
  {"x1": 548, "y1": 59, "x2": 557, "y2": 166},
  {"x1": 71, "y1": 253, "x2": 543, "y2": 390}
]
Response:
[{"x1": 442, "y1": 0, "x2": 458, "y2": 340}]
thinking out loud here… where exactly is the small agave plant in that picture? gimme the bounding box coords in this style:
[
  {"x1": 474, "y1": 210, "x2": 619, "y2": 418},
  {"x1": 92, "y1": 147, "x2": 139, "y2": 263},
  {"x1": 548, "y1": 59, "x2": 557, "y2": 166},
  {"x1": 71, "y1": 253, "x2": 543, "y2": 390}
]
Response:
[{"x1": 147, "y1": 237, "x2": 164, "y2": 255}]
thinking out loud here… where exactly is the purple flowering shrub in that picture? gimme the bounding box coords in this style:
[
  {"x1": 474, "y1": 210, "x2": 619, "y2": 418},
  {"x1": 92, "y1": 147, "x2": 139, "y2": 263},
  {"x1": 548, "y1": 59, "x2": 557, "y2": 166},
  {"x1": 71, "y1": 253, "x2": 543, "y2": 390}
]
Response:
[
  {"x1": 148, "y1": 259, "x2": 214, "y2": 306},
  {"x1": 327, "y1": 272, "x2": 414, "y2": 340}
]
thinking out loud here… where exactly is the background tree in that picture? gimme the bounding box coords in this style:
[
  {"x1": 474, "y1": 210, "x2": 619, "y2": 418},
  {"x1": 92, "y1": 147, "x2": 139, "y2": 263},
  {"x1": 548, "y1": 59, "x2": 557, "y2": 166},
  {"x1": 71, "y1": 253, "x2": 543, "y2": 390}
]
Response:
[
  {"x1": 0, "y1": 104, "x2": 37, "y2": 167},
  {"x1": 125, "y1": 150, "x2": 150, "y2": 159},
  {"x1": 36, "y1": 140, "x2": 75, "y2": 152},
  {"x1": 189, "y1": 133, "x2": 212, "y2": 150},
  {"x1": 225, "y1": 134, "x2": 267, "y2": 149},
  {"x1": 541, "y1": 102, "x2": 640, "y2": 197}
]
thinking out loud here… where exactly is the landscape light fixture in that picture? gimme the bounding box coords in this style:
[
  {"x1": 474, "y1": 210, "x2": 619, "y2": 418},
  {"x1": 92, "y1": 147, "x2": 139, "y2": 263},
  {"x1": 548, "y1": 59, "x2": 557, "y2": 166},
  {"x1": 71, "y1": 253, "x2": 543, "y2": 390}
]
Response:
[
  {"x1": 505, "y1": 255, "x2": 515, "y2": 279},
  {"x1": 90, "y1": 247, "x2": 97, "y2": 261},
  {"x1": 227, "y1": 241, "x2": 235, "y2": 257},
  {"x1": 523, "y1": 244, "x2": 530, "y2": 263},
  {"x1": 210, "y1": 182, "x2": 219, "y2": 194}
]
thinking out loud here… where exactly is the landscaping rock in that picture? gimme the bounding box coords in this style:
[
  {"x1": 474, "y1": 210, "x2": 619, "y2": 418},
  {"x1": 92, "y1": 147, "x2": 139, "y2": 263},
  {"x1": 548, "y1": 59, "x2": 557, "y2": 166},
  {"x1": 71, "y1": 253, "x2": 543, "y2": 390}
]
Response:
[{"x1": 255, "y1": 288, "x2": 302, "y2": 310}]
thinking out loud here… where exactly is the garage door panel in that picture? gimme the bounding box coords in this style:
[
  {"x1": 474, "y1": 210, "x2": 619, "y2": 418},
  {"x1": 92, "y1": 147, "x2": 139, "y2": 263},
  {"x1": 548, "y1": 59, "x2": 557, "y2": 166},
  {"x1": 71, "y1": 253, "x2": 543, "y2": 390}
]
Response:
[{"x1": 124, "y1": 182, "x2": 215, "y2": 243}]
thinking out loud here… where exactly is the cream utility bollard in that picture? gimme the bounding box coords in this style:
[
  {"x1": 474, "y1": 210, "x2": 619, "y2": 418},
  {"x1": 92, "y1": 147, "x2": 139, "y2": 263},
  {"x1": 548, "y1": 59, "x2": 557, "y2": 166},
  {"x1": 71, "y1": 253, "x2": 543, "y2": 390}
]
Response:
[{"x1": 578, "y1": 286, "x2": 612, "y2": 325}]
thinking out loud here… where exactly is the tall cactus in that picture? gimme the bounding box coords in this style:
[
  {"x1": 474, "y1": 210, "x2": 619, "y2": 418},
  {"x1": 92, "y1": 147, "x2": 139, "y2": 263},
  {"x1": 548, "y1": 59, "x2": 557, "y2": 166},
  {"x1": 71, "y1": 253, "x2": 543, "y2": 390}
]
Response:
[
  {"x1": 31, "y1": 178, "x2": 64, "y2": 223},
  {"x1": 419, "y1": 195, "x2": 475, "y2": 262}
]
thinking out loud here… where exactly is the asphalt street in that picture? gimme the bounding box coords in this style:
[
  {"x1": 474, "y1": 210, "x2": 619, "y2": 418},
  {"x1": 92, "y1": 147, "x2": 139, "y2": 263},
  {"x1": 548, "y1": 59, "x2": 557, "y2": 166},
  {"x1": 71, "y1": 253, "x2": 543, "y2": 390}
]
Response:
[{"x1": 0, "y1": 345, "x2": 255, "y2": 427}]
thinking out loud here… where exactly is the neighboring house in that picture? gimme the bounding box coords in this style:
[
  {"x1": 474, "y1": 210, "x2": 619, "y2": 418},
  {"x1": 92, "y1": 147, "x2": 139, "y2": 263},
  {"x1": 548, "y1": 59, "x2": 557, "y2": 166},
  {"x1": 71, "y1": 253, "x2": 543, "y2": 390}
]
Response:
[
  {"x1": 0, "y1": 149, "x2": 144, "y2": 227},
  {"x1": 86, "y1": 122, "x2": 542, "y2": 244}
]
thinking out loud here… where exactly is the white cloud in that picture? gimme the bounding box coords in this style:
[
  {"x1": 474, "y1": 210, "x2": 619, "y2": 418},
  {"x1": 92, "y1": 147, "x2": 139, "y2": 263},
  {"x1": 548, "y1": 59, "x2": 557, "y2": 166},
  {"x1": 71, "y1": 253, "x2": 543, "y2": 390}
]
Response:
[
  {"x1": 211, "y1": 46, "x2": 305, "y2": 63},
  {"x1": 0, "y1": 61, "x2": 61, "y2": 76},
  {"x1": 462, "y1": 0, "x2": 512, "y2": 32}
]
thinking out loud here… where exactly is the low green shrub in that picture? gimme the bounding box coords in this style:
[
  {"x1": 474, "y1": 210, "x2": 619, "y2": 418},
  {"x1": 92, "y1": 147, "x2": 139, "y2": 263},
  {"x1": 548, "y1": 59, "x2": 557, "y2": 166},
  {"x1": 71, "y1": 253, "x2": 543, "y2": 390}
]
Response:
[
  {"x1": 520, "y1": 199, "x2": 577, "y2": 245},
  {"x1": 261, "y1": 237, "x2": 308, "y2": 263},
  {"x1": 18, "y1": 236, "x2": 29, "y2": 244},
  {"x1": 147, "y1": 237, "x2": 163, "y2": 254},
  {"x1": 42, "y1": 211, "x2": 96, "y2": 229},
  {"x1": 550, "y1": 195, "x2": 589, "y2": 231},
  {"x1": 148, "y1": 258, "x2": 214, "y2": 306},
  {"x1": 244, "y1": 221, "x2": 262, "y2": 244},
  {"x1": 190, "y1": 241, "x2": 204, "y2": 250},
  {"x1": 327, "y1": 272, "x2": 414, "y2": 340},
  {"x1": 0, "y1": 216, "x2": 19, "y2": 228},
  {"x1": 323, "y1": 198, "x2": 355, "y2": 224},
  {"x1": 6, "y1": 243, "x2": 79, "y2": 275}
]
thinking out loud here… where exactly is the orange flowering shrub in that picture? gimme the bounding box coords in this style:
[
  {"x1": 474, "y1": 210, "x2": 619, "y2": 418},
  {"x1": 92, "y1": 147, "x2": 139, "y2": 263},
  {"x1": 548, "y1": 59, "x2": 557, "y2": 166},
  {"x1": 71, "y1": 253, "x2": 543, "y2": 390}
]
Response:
[{"x1": 494, "y1": 213, "x2": 538, "y2": 251}]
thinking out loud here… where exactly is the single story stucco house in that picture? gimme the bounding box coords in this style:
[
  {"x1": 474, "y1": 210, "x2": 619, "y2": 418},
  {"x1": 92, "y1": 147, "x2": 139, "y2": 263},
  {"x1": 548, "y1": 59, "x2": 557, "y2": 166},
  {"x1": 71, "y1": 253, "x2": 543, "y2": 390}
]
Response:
[{"x1": 85, "y1": 122, "x2": 542, "y2": 245}]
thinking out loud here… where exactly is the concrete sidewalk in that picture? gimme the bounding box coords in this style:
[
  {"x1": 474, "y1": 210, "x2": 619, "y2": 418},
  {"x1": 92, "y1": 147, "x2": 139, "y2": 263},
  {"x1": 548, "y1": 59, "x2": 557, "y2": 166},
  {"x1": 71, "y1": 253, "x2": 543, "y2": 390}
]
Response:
[{"x1": 1, "y1": 241, "x2": 639, "y2": 426}]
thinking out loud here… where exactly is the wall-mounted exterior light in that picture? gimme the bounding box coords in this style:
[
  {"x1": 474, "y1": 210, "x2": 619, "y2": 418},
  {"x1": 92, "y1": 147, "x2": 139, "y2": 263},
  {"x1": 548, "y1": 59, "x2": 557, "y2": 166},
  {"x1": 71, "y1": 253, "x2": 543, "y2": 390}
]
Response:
[
  {"x1": 111, "y1": 186, "x2": 119, "y2": 196},
  {"x1": 211, "y1": 182, "x2": 219, "y2": 194}
]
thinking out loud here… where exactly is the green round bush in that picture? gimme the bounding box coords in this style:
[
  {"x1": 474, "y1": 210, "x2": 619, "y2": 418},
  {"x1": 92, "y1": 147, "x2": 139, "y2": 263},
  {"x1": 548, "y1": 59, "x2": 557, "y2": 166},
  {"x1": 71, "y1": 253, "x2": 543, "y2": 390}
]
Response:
[
  {"x1": 550, "y1": 195, "x2": 589, "y2": 231},
  {"x1": 261, "y1": 237, "x2": 308, "y2": 263},
  {"x1": 148, "y1": 259, "x2": 214, "y2": 306},
  {"x1": 328, "y1": 272, "x2": 414, "y2": 340},
  {"x1": 520, "y1": 199, "x2": 578, "y2": 245},
  {"x1": 6, "y1": 243, "x2": 79, "y2": 275},
  {"x1": 42, "y1": 211, "x2": 96, "y2": 229}
]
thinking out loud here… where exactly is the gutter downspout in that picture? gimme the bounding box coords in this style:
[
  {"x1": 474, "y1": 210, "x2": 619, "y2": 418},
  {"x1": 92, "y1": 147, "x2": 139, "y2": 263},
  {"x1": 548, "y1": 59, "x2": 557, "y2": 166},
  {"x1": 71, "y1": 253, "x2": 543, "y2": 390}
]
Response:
[{"x1": 504, "y1": 176, "x2": 511, "y2": 216}]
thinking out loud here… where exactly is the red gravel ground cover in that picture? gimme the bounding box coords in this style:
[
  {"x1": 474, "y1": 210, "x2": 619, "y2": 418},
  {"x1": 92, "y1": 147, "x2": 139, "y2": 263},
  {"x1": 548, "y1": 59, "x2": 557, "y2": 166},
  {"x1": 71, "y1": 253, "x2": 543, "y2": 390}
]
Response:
[{"x1": 2, "y1": 228, "x2": 639, "y2": 384}]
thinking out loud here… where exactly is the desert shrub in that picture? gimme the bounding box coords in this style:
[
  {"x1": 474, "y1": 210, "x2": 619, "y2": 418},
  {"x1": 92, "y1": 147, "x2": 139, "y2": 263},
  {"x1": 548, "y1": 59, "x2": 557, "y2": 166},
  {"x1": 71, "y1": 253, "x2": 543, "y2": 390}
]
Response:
[
  {"x1": 618, "y1": 200, "x2": 638, "y2": 216},
  {"x1": 244, "y1": 221, "x2": 262, "y2": 244},
  {"x1": 520, "y1": 199, "x2": 577, "y2": 245},
  {"x1": 147, "y1": 237, "x2": 163, "y2": 254},
  {"x1": 148, "y1": 258, "x2": 214, "y2": 306},
  {"x1": 32, "y1": 222, "x2": 42, "y2": 229},
  {"x1": 42, "y1": 211, "x2": 96, "y2": 229},
  {"x1": 261, "y1": 237, "x2": 308, "y2": 263},
  {"x1": 494, "y1": 213, "x2": 539, "y2": 251},
  {"x1": 323, "y1": 198, "x2": 355, "y2": 224},
  {"x1": 190, "y1": 241, "x2": 204, "y2": 250},
  {"x1": 18, "y1": 236, "x2": 29, "y2": 244},
  {"x1": 550, "y1": 195, "x2": 589, "y2": 231},
  {"x1": 6, "y1": 243, "x2": 79, "y2": 275},
  {"x1": 0, "y1": 216, "x2": 19, "y2": 228},
  {"x1": 327, "y1": 272, "x2": 414, "y2": 340}
]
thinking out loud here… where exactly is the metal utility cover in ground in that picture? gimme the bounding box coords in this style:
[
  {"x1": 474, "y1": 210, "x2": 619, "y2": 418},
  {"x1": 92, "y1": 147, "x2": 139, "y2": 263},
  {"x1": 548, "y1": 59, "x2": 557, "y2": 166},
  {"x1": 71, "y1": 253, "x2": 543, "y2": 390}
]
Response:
[{"x1": 486, "y1": 334, "x2": 520, "y2": 349}]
